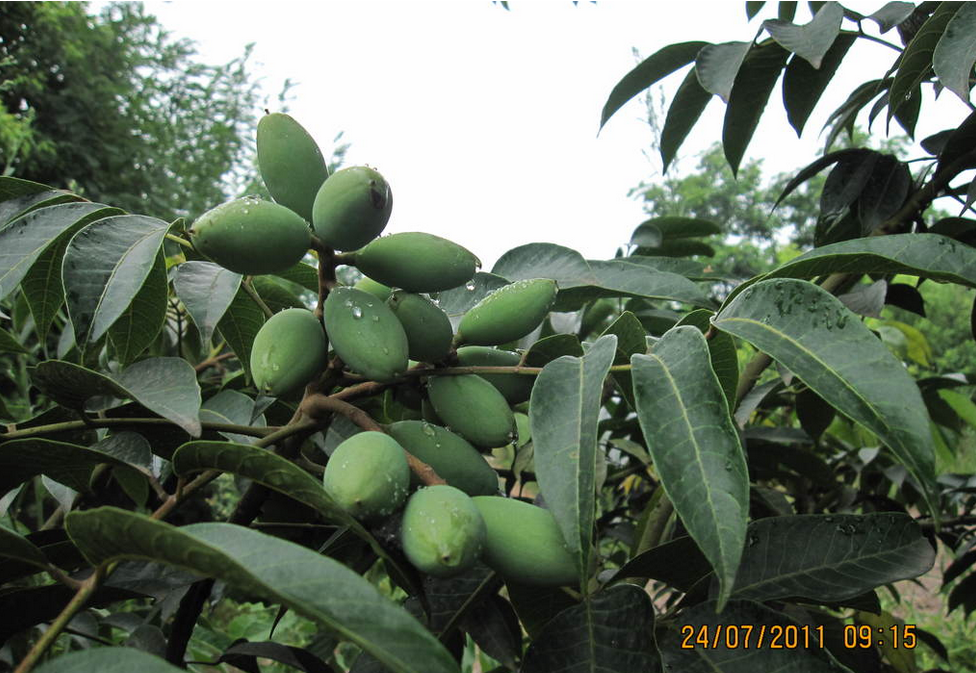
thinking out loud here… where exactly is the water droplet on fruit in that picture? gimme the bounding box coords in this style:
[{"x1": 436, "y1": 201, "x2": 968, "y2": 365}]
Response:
[
  {"x1": 371, "y1": 315, "x2": 379, "y2": 322},
  {"x1": 465, "y1": 281, "x2": 476, "y2": 291},
  {"x1": 351, "y1": 306, "x2": 363, "y2": 319},
  {"x1": 344, "y1": 299, "x2": 353, "y2": 308},
  {"x1": 422, "y1": 423, "x2": 436, "y2": 437}
]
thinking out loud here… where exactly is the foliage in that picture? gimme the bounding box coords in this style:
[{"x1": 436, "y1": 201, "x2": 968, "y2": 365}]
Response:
[{"x1": 3, "y1": 2, "x2": 976, "y2": 673}]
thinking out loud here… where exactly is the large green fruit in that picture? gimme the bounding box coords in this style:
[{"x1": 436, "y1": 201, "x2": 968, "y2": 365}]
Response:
[
  {"x1": 251, "y1": 308, "x2": 328, "y2": 397},
  {"x1": 427, "y1": 375, "x2": 514, "y2": 448},
  {"x1": 352, "y1": 232, "x2": 478, "y2": 293},
  {"x1": 189, "y1": 197, "x2": 311, "y2": 275},
  {"x1": 456, "y1": 278, "x2": 558, "y2": 346},
  {"x1": 401, "y1": 485, "x2": 486, "y2": 577},
  {"x1": 323, "y1": 431, "x2": 410, "y2": 520},
  {"x1": 472, "y1": 496, "x2": 577, "y2": 587},
  {"x1": 455, "y1": 346, "x2": 533, "y2": 404},
  {"x1": 387, "y1": 291, "x2": 453, "y2": 363},
  {"x1": 323, "y1": 287, "x2": 409, "y2": 382},
  {"x1": 353, "y1": 275, "x2": 392, "y2": 301},
  {"x1": 312, "y1": 166, "x2": 392, "y2": 251},
  {"x1": 387, "y1": 421, "x2": 498, "y2": 496},
  {"x1": 257, "y1": 112, "x2": 329, "y2": 222}
]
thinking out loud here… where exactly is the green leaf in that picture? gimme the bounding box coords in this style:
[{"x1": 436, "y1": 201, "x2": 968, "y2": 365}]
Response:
[
  {"x1": 599, "y1": 312, "x2": 646, "y2": 409},
  {"x1": 937, "y1": 109, "x2": 976, "y2": 174},
  {"x1": 763, "y1": 2, "x2": 843, "y2": 68},
  {"x1": 173, "y1": 261, "x2": 243, "y2": 348},
  {"x1": 436, "y1": 272, "x2": 510, "y2": 324},
  {"x1": 92, "y1": 432, "x2": 154, "y2": 473},
  {"x1": 782, "y1": 33, "x2": 856, "y2": 135},
  {"x1": 628, "y1": 223, "x2": 662, "y2": 248},
  {"x1": 821, "y1": 78, "x2": 889, "y2": 150},
  {"x1": 216, "y1": 284, "x2": 267, "y2": 383},
  {"x1": 492, "y1": 243, "x2": 595, "y2": 287},
  {"x1": 0, "y1": 439, "x2": 133, "y2": 495},
  {"x1": 696, "y1": 41, "x2": 752, "y2": 102},
  {"x1": 855, "y1": 154, "x2": 911, "y2": 233},
  {"x1": 524, "y1": 334, "x2": 584, "y2": 367},
  {"x1": 199, "y1": 390, "x2": 266, "y2": 444},
  {"x1": 732, "y1": 513, "x2": 935, "y2": 602},
  {"x1": 0, "y1": 326, "x2": 27, "y2": 354},
  {"x1": 0, "y1": 524, "x2": 49, "y2": 569},
  {"x1": 611, "y1": 535, "x2": 711, "y2": 589},
  {"x1": 529, "y1": 334, "x2": 617, "y2": 588},
  {"x1": 63, "y1": 214, "x2": 172, "y2": 348},
  {"x1": 0, "y1": 202, "x2": 115, "y2": 300},
  {"x1": 31, "y1": 358, "x2": 201, "y2": 436},
  {"x1": 933, "y1": 2, "x2": 976, "y2": 104},
  {"x1": 657, "y1": 599, "x2": 848, "y2": 670},
  {"x1": 820, "y1": 149, "x2": 879, "y2": 216},
  {"x1": 0, "y1": 189, "x2": 82, "y2": 230},
  {"x1": 65, "y1": 508, "x2": 458, "y2": 673},
  {"x1": 273, "y1": 261, "x2": 320, "y2": 293},
  {"x1": 746, "y1": 2, "x2": 767, "y2": 20},
  {"x1": 676, "y1": 309, "x2": 739, "y2": 407},
  {"x1": 713, "y1": 279, "x2": 938, "y2": 513},
  {"x1": 636, "y1": 217, "x2": 722, "y2": 240},
  {"x1": 723, "y1": 41, "x2": 791, "y2": 177},
  {"x1": 33, "y1": 648, "x2": 186, "y2": 673},
  {"x1": 661, "y1": 67, "x2": 713, "y2": 173},
  {"x1": 521, "y1": 585, "x2": 657, "y2": 673},
  {"x1": 889, "y1": 3, "x2": 961, "y2": 124},
  {"x1": 108, "y1": 250, "x2": 168, "y2": 366},
  {"x1": 938, "y1": 388, "x2": 976, "y2": 429},
  {"x1": 599, "y1": 41, "x2": 708, "y2": 130},
  {"x1": 632, "y1": 326, "x2": 748, "y2": 610},
  {"x1": 625, "y1": 255, "x2": 730, "y2": 282},
  {"x1": 867, "y1": 2, "x2": 915, "y2": 33},
  {"x1": 555, "y1": 259, "x2": 714, "y2": 311}
]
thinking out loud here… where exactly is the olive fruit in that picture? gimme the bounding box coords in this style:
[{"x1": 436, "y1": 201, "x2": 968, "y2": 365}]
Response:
[
  {"x1": 401, "y1": 485, "x2": 486, "y2": 577},
  {"x1": 455, "y1": 346, "x2": 533, "y2": 404},
  {"x1": 322, "y1": 431, "x2": 410, "y2": 520},
  {"x1": 189, "y1": 197, "x2": 311, "y2": 275},
  {"x1": 387, "y1": 421, "x2": 498, "y2": 495},
  {"x1": 353, "y1": 275, "x2": 393, "y2": 302},
  {"x1": 250, "y1": 308, "x2": 328, "y2": 397},
  {"x1": 257, "y1": 112, "x2": 329, "y2": 222},
  {"x1": 323, "y1": 287, "x2": 409, "y2": 382},
  {"x1": 352, "y1": 232, "x2": 478, "y2": 293},
  {"x1": 456, "y1": 278, "x2": 557, "y2": 346},
  {"x1": 387, "y1": 291, "x2": 453, "y2": 363},
  {"x1": 427, "y1": 375, "x2": 515, "y2": 448},
  {"x1": 312, "y1": 166, "x2": 392, "y2": 251}
]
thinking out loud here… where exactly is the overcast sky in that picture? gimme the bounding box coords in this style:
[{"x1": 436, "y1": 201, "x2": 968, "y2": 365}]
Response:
[{"x1": 140, "y1": 1, "x2": 972, "y2": 268}]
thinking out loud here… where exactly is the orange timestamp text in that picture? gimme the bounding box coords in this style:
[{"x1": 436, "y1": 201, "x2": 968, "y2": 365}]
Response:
[{"x1": 679, "y1": 623, "x2": 917, "y2": 650}]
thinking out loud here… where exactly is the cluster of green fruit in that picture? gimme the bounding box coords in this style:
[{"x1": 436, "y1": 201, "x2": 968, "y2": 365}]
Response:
[{"x1": 187, "y1": 113, "x2": 576, "y2": 586}]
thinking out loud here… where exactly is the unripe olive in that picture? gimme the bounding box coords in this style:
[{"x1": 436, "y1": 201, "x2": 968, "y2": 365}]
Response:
[
  {"x1": 427, "y1": 375, "x2": 515, "y2": 448},
  {"x1": 312, "y1": 166, "x2": 392, "y2": 251},
  {"x1": 323, "y1": 287, "x2": 409, "y2": 382},
  {"x1": 387, "y1": 291, "x2": 453, "y2": 363},
  {"x1": 401, "y1": 485, "x2": 486, "y2": 577},
  {"x1": 257, "y1": 112, "x2": 329, "y2": 222},
  {"x1": 250, "y1": 308, "x2": 328, "y2": 397},
  {"x1": 352, "y1": 232, "x2": 478, "y2": 293},
  {"x1": 456, "y1": 278, "x2": 558, "y2": 346},
  {"x1": 455, "y1": 346, "x2": 533, "y2": 404},
  {"x1": 353, "y1": 275, "x2": 393, "y2": 302},
  {"x1": 387, "y1": 421, "x2": 498, "y2": 496},
  {"x1": 322, "y1": 432, "x2": 410, "y2": 520}
]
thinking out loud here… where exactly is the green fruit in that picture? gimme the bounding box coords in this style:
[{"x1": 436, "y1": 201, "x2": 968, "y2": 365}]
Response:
[
  {"x1": 472, "y1": 496, "x2": 577, "y2": 587},
  {"x1": 387, "y1": 421, "x2": 498, "y2": 496},
  {"x1": 353, "y1": 275, "x2": 392, "y2": 301},
  {"x1": 312, "y1": 166, "x2": 392, "y2": 251},
  {"x1": 352, "y1": 232, "x2": 478, "y2": 293},
  {"x1": 387, "y1": 291, "x2": 453, "y2": 363},
  {"x1": 323, "y1": 431, "x2": 410, "y2": 520},
  {"x1": 190, "y1": 197, "x2": 311, "y2": 275},
  {"x1": 401, "y1": 485, "x2": 486, "y2": 577},
  {"x1": 514, "y1": 412, "x2": 531, "y2": 448},
  {"x1": 456, "y1": 279, "x2": 558, "y2": 346},
  {"x1": 455, "y1": 346, "x2": 533, "y2": 404},
  {"x1": 323, "y1": 287, "x2": 409, "y2": 382},
  {"x1": 257, "y1": 112, "x2": 329, "y2": 222},
  {"x1": 251, "y1": 308, "x2": 328, "y2": 397},
  {"x1": 427, "y1": 375, "x2": 515, "y2": 448}
]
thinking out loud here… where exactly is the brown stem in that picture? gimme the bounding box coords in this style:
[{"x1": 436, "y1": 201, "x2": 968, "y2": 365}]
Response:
[
  {"x1": 311, "y1": 237, "x2": 338, "y2": 321},
  {"x1": 194, "y1": 351, "x2": 234, "y2": 373},
  {"x1": 242, "y1": 277, "x2": 274, "y2": 319}
]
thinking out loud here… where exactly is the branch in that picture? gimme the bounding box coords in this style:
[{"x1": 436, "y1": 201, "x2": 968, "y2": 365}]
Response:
[
  {"x1": 241, "y1": 276, "x2": 274, "y2": 319},
  {"x1": 0, "y1": 417, "x2": 274, "y2": 442}
]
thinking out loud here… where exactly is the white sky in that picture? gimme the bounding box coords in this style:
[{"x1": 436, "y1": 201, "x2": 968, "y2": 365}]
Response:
[{"x1": 141, "y1": 1, "x2": 972, "y2": 268}]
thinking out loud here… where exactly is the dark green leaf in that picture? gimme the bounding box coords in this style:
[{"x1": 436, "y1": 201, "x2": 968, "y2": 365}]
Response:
[
  {"x1": 0, "y1": 326, "x2": 27, "y2": 354},
  {"x1": 173, "y1": 261, "x2": 243, "y2": 348},
  {"x1": 746, "y1": 2, "x2": 767, "y2": 20},
  {"x1": 31, "y1": 360, "x2": 129, "y2": 410},
  {"x1": 889, "y1": 3, "x2": 961, "y2": 123},
  {"x1": 937, "y1": 109, "x2": 976, "y2": 175},
  {"x1": 714, "y1": 279, "x2": 938, "y2": 513},
  {"x1": 460, "y1": 594, "x2": 521, "y2": 670},
  {"x1": 776, "y1": 148, "x2": 867, "y2": 210},
  {"x1": 65, "y1": 508, "x2": 458, "y2": 673},
  {"x1": 600, "y1": 312, "x2": 646, "y2": 409},
  {"x1": 524, "y1": 334, "x2": 584, "y2": 367},
  {"x1": 949, "y1": 571, "x2": 976, "y2": 616},
  {"x1": 933, "y1": 2, "x2": 976, "y2": 103},
  {"x1": 273, "y1": 261, "x2": 320, "y2": 293},
  {"x1": 697, "y1": 41, "x2": 752, "y2": 102},
  {"x1": 796, "y1": 387, "x2": 836, "y2": 440},
  {"x1": 733, "y1": 513, "x2": 935, "y2": 601},
  {"x1": 629, "y1": 223, "x2": 662, "y2": 248},
  {"x1": 108, "y1": 250, "x2": 168, "y2": 366},
  {"x1": 921, "y1": 128, "x2": 953, "y2": 155},
  {"x1": 0, "y1": 439, "x2": 133, "y2": 495},
  {"x1": 782, "y1": 33, "x2": 856, "y2": 135},
  {"x1": 0, "y1": 524, "x2": 49, "y2": 569},
  {"x1": 855, "y1": 155, "x2": 911, "y2": 233},
  {"x1": 209, "y1": 641, "x2": 336, "y2": 673},
  {"x1": 599, "y1": 41, "x2": 708, "y2": 130},
  {"x1": 0, "y1": 202, "x2": 115, "y2": 300},
  {"x1": 92, "y1": 432, "x2": 154, "y2": 473},
  {"x1": 724, "y1": 41, "x2": 791, "y2": 177},
  {"x1": 885, "y1": 282, "x2": 925, "y2": 316},
  {"x1": 763, "y1": 2, "x2": 843, "y2": 68},
  {"x1": 423, "y1": 565, "x2": 499, "y2": 634},
  {"x1": 63, "y1": 214, "x2": 171, "y2": 348},
  {"x1": 252, "y1": 275, "x2": 306, "y2": 314},
  {"x1": 521, "y1": 585, "x2": 656, "y2": 673},
  {"x1": 779, "y1": 1, "x2": 797, "y2": 22},
  {"x1": 530, "y1": 335, "x2": 616, "y2": 587},
  {"x1": 612, "y1": 535, "x2": 711, "y2": 590},
  {"x1": 33, "y1": 648, "x2": 185, "y2": 673},
  {"x1": 822, "y1": 79, "x2": 889, "y2": 150},
  {"x1": 632, "y1": 326, "x2": 748, "y2": 609},
  {"x1": 555, "y1": 259, "x2": 713, "y2": 311},
  {"x1": 867, "y1": 2, "x2": 916, "y2": 33},
  {"x1": 199, "y1": 390, "x2": 266, "y2": 444},
  {"x1": 819, "y1": 149, "x2": 879, "y2": 216},
  {"x1": 625, "y1": 255, "x2": 731, "y2": 282},
  {"x1": 504, "y1": 582, "x2": 578, "y2": 640},
  {"x1": 216, "y1": 284, "x2": 267, "y2": 383},
  {"x1": 661, "y1": 67, "x2": 713, "y2": 173},
  {"x1": 676, "y1": 309, "x2": 739, "y2": 407},
  {"x1": 633, "y1": 239, "x2": 716, "y2": 258},
  {"x1": 492, "y1": 243, "x2": 595, "y2": 287},
  {"x1": 637, "y1": 217, "x2": 722, "y2": 240},
  {"x1": 112, "y1": 358, "x2": 201, "y2": 436}
]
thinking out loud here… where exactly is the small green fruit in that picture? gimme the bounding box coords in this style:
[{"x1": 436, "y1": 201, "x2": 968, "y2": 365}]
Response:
[
  {"x1": 190, "y1": 197, "x2": 311, "y2": 275},
  {"x1": 257, "y1": 113, "x2": 329, "y2": 222},
  {"x1": 352, "y1": 232, "x2": 478, "y2": 292},
  {"x1": 353, "y1": 275, "x2": 392, "y2": 301},
  {"x1": 312, "y1": 166, "x2": 392, "y2": 251},
  {"x1": 323, "y1": 287, "x2": 409, "y2": 382},
  {"x1": 323, "y1": 432, "x2": 410, "y2": 520},
  {"x1": 456, "y1": 278, "x2": 557, "y2": 346},
  {"x1": 401, "y1": 485, "x2": 486, "y2": 577},
  {"x1": 387, "y1": 421, "x2": 498, "y2": 496},
  {"x1": 427, "y1": 375, "x2": 515, "y2": 448},
  {"x1": 472, "y1": 496, "x2": 577, "y2": 587},
  {"x1": 251, "y1": 308, "x2": 328, "y2": 397},
  {"x1": 387, "y1": 291, "x2": 453, "y2": 363},
  {"x1": 455, "y1": 346, "x2": 533, "y2": 404}
]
